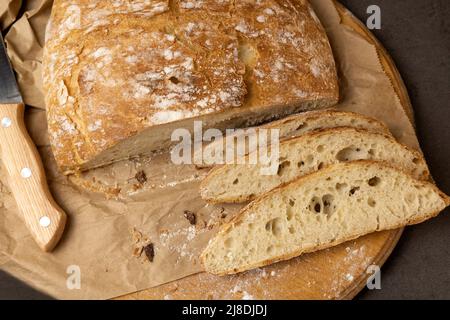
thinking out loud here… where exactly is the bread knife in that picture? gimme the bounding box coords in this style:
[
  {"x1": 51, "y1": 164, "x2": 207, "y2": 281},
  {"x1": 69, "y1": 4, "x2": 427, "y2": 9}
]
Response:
[{"x1": 0, "y1": 33, "x2": 66, "y2": 251}]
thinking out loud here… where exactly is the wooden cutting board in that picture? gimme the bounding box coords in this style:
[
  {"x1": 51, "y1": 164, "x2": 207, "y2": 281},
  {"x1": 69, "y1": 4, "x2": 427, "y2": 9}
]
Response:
[{"x1": 117, "y1": 1, "x2": 414, "y2": 300}]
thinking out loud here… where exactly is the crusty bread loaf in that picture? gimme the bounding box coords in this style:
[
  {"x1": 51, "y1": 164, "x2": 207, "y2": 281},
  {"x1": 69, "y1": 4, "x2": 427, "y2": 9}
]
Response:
[
  {"x1": 195, "y1": 110, "x2": 391, "y2": 168},
  {"x1": 43, "y1": 0, "x2": 338, "y2": 174},
  {"x1": 201, "y1": 161, "x2": 450, "y2": 275},
  {"x1": 200, "y1": 127, "x2": 429, "y2": 203}
]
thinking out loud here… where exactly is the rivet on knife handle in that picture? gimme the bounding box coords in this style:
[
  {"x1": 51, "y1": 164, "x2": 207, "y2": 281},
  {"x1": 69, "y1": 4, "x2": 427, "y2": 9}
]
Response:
[{"x1": 0, "y1": 103, "x2": 67, "y2": 251}]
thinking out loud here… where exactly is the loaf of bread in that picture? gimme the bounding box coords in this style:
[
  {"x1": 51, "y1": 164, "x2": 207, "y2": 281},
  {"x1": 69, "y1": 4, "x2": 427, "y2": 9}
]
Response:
[
  {"x1": 195, "y1": 110, "x2": 391, "y2": 168},
  {"x1": 43, "y1": 0, "x2": 338, "y2": 174},
  {"x1": 200, "y1": 127, "x2": 429, "y2": 203},
  {"x1": 201, "y1": 161, "x2": 450, "y2": 275}
]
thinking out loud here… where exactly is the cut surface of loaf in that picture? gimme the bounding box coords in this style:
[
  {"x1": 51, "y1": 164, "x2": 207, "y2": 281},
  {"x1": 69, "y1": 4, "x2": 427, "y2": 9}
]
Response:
[
  {"x1": 200, "y1": 127, "x2": 429, "y2": 203},
  {"x1": 44, "y1": 0, "x2": 338, "y2": 174},
  {"x1": 195, "y1": 110, "x2": 391, "y2": 168},
  {"x1": 201, "y1": 161, "x2": 449, "y2": 275}
]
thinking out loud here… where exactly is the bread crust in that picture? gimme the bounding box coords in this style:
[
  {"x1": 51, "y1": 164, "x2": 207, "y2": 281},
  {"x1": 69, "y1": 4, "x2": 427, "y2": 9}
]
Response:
[
  {"x1": 201, "y1": 160, "x2": 450, "y2": 275},
  {"x1": 194, "y1": 109, "x2": 392, "y2": 168},
  {"x1": 43, "y1": 0, "x2": 338, "y2": 173},
  {"x1": 200, "y1": 126, "x2": 431, "y2": 203},
  {"x1": 260, "y1": 109, "x2": 390, "y2": 134}
]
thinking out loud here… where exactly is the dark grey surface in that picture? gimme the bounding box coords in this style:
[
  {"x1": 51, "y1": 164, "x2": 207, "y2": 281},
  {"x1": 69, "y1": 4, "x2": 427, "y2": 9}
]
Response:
[
  {"x1": 341, "y1": 0, "x2": 450, "y2": 300},
  {"x1": 0, "y1": 0, "x2": 449, "y2": 300},
  {"x1": 0, "y1": 33, "x2": 23, "y2": 104}
]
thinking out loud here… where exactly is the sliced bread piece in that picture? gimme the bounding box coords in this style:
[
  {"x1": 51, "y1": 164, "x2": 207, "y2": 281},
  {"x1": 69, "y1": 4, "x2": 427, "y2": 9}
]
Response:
[
  {"x1": 201, "y1": 161, "x2": 450, "y2": 275},
  {"x1": 200, "y1": 127, "x2": 429, "y2": 203},
  {"x1": 195, "y1": 110, "x2": 390, "y2": 168}
]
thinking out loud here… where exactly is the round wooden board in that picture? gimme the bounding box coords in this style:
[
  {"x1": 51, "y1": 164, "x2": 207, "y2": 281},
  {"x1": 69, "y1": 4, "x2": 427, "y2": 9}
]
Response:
[{"x1": 117, "y1": 2, "x2": 413, "y2": 300}]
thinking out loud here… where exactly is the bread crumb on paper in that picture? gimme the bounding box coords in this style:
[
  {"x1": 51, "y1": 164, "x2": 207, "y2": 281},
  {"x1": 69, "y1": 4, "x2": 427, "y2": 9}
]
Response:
[
  {"x1": 135, "y1": 170, "x2": 147, "y2": 184},
  {"x1": 183, "y1": 210, "x2": 197, "y2": 225}
]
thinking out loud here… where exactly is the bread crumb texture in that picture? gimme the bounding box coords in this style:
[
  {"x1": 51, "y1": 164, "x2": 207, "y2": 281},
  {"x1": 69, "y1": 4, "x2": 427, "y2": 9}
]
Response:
[
  {"x1": 43, "y1": 0, "x2": 338, "y2": 171},
  {"x1": 200, "y1": 127, "x2": 430, "y2": 203},
  {"x1": 201, "y1": 161, "x2": 449, "y2": 275},
  {"x1": 196, "y1": 110, "x2": 391, "y2": 168}
]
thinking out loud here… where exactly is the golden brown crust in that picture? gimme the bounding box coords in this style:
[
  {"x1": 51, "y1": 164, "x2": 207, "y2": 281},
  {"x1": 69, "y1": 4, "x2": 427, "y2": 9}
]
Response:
[
  {"x1": 200, "y1": 126, "x2": 431, "y2": 203},
  {"x1": 201, "y1": 160, "x2": 449, "y2": 275},
  {"x1": 43, "y1": 0, "x2": 338, "y2": 173},
  {"x1": 194, "y1": 109, "x2": 392, "y2": 169},
  {"x1": 261, "y1": 109, "x2": 390, "y2": 134}
]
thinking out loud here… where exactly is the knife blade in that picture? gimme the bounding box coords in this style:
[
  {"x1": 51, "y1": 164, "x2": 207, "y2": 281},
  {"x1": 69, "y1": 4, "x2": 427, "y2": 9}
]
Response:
[
  {"x1": 0, "y1": 33, "x2": 22, "y2": 104},
  {"x1": 0, "y1": 32, "x2": 66, "y2": 252}
]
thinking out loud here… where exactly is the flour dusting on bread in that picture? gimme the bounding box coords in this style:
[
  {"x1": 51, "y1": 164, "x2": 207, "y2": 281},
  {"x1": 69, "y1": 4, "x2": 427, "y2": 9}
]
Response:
[{"x1": 44, "y1": 0, "x2": 338, "y2": 173}]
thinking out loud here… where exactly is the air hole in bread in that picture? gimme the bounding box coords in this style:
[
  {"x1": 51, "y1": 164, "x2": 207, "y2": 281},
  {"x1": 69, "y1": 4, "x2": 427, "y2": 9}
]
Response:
[
  {"x1": 309, "y1": 196, "x2": 322, "y2": 213},
  {"x1": 267, "y1": 218, "x2": 282, "y2": 236},
  {"x1": 277, "y1": 161, "x2": 291, "y2": 176},
  {"x1": 368, "y1": 198, "x2": 377, "y2": 207},
  {"x1": 412, "y1": 158, "x2": 420, "y2": 164},
  {"x1": 318, "y1": 162, "x2": 325, "y2": 170},
  {"x1": 322, "y1": 194, "x2": 335, "y2": 215},
  {"x1": 306, "y1": 155, "x2": 314, "y2": 164},
  {"x1": 296, "y1": 123, "x2": 307, "y2": 131},
  {"x1": 368, "y1": 176, "x2": 381, "y2": 187},
  {"x1": 289, "y1": 199, "x2": 296, "y2": 207},
  {"x1": 336, "y1": 146, "x2": 364, "y2": 162},
  {"x1": 233, "y1": 178, "x2": 239, "y2": 185},
  {"x1": 286, "y1": 207, "x2": 294, "y2": 221},
  {"x1": 297, "y1": 161, "x2": 305, "y2": 168},
  {"x1": 349, "y1": 186, "x2": 360, "y2": 196},
  {"x1": 317, "y1": 145, "x2": 325, "y2": 153},
  {"x1": 368, "y1": 149, "x2": 375, "y2": 156},
  {"x1": 289, "y1": 226, "x2": 295, "y2": 234},
  {"x1": 336, "y1": 182, "x2": 348, "y2": 191},
  {"x1": 265, "y1": 220, "x2": 272, "y2": 232},
  {"x1": 267, "y1": 245, "x2": 274, "y2": 253}
]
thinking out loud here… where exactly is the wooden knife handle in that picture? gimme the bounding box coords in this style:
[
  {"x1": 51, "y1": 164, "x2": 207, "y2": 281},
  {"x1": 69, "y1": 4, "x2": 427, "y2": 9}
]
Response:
[{"x1": 0, "y1": 103, "x2": 66, "y2": 252}]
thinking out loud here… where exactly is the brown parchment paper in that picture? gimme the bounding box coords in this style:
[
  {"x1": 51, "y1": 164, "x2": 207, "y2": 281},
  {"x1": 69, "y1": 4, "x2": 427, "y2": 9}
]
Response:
[
  {"x1": 0, "y1": 0, "x2": 420, "y2": 299},
  {"x1": 0, "y1": 0, "x2": 21, "y2": 31}
]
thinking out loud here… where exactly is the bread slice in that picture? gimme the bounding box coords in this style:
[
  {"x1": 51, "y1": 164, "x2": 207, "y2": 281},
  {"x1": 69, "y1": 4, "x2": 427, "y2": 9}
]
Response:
[
  {"x1": 200, "y1": 127, "x2": 429, "y2": 203},
  {"x1": 201, "y1": 161, "x2": 450, "y2": 275},
  {"x1": 195, "y1": 110, "x2": 391, "y2": 168}
]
